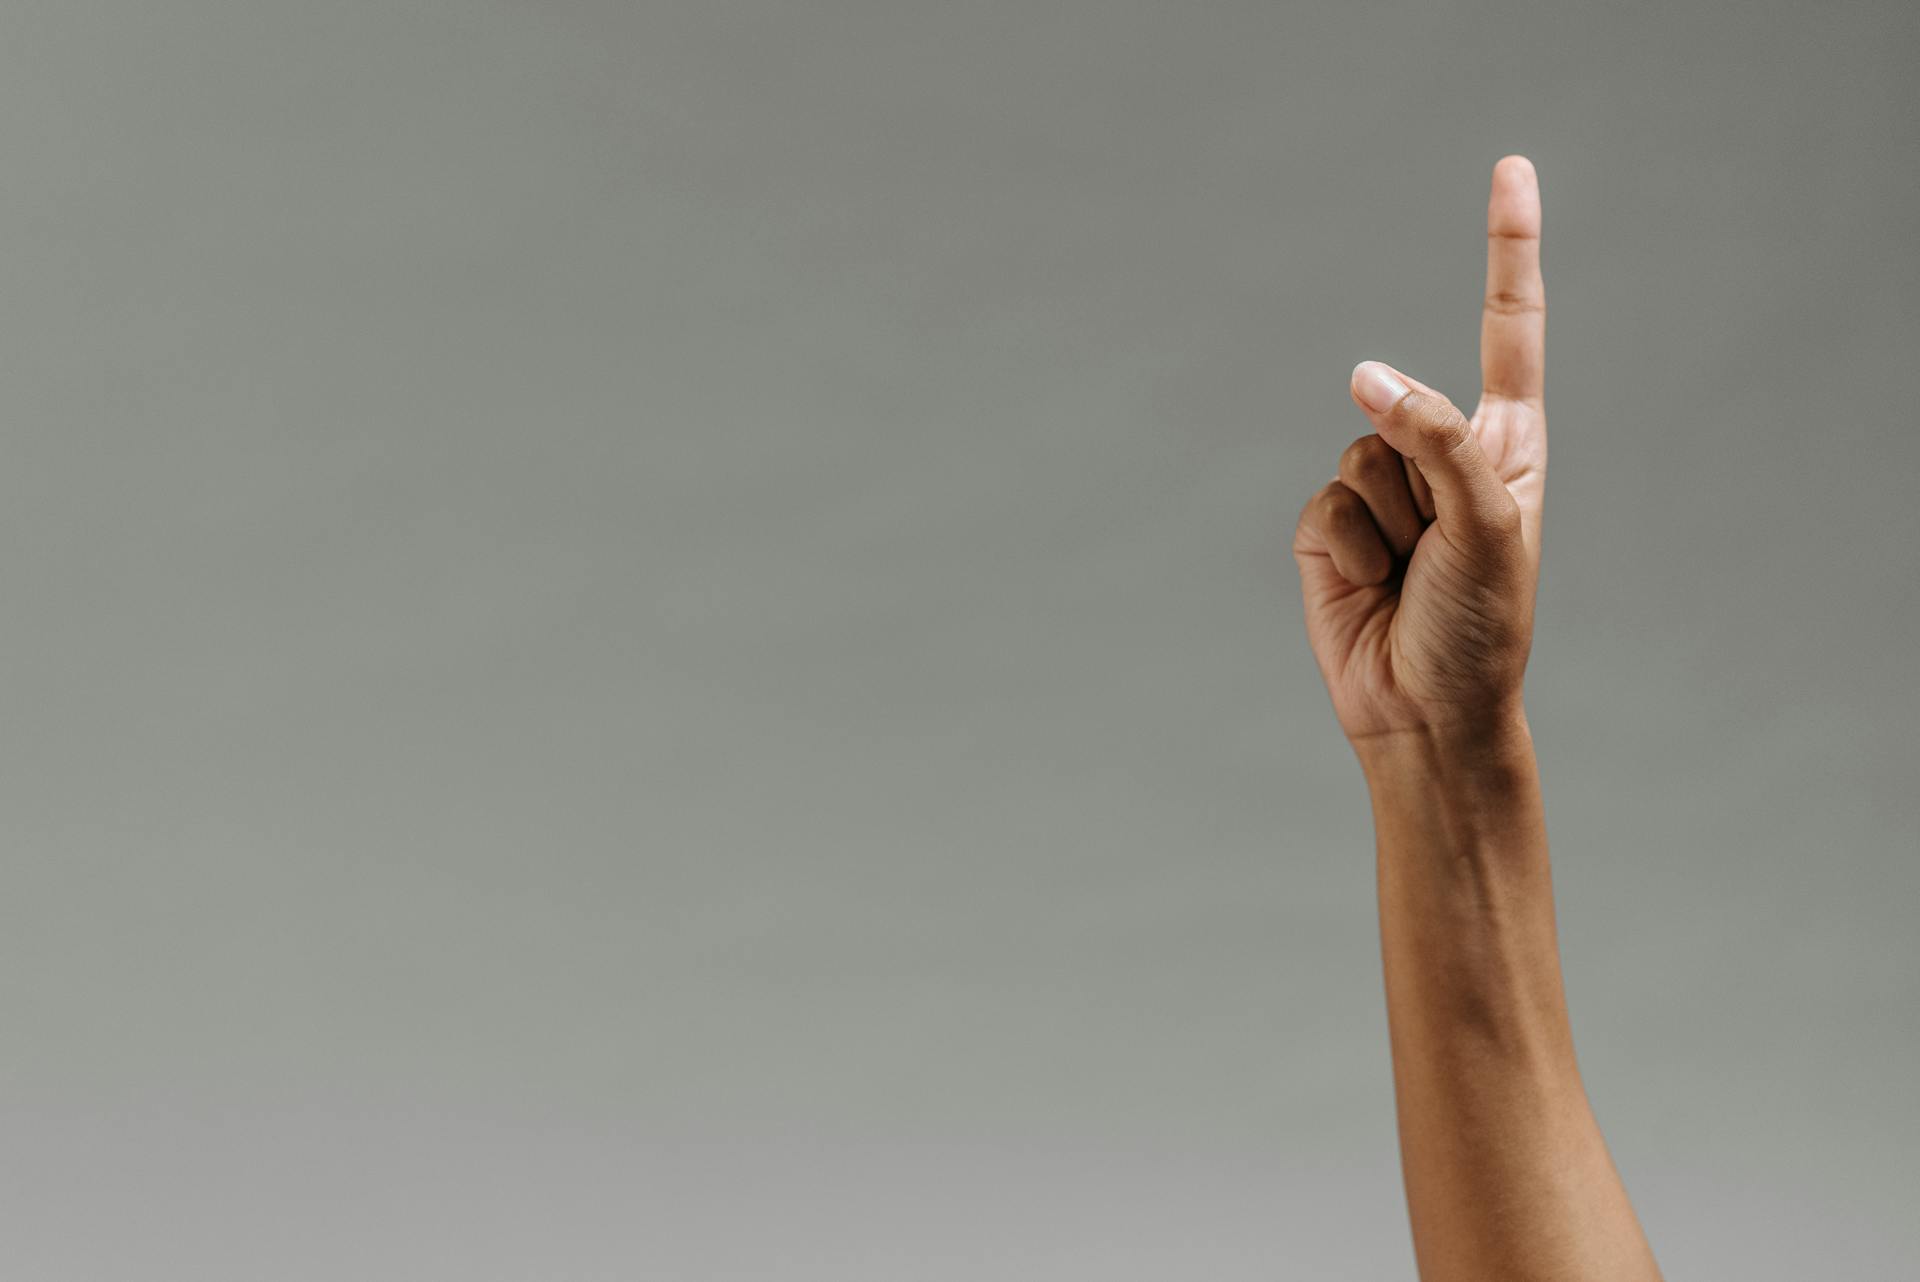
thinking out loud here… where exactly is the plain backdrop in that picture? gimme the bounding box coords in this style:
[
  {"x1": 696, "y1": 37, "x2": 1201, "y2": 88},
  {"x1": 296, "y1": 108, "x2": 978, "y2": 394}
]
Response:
[{"x1": 2, "y1": 1, "x2": 1916, "y2": 1278}]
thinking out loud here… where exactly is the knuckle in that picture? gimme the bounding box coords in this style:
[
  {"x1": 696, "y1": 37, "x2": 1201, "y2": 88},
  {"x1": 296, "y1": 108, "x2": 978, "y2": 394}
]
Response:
[
  {"x1": 1483, "y1": 290, "x2": 1546, "y2": 316},
  {"x1": 1297, "y1": 482, "x2": 1338, "y2": 533},
  {"x1": 1415, "y1": 406, "x2": 1470, "y2": 454},
  {"x1": 1382, "y1": 392, "x2": 1470, "y2": 455},
  {"x1": 1321, "y1": 483, "x2": 1363, "y2": 528},
  {"x1": 1339, "y1": 434, "x2": 1395, "y2": 484}
]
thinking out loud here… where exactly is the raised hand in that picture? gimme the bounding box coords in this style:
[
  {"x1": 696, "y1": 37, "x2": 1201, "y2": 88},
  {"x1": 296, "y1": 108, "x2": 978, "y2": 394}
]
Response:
[
  {"x1": 1293, "y1": 156, "x2": 1548, "y2": 744},
  {"x1": 1293, "y1": 158, "x2": 1663, "y2": 1282}
]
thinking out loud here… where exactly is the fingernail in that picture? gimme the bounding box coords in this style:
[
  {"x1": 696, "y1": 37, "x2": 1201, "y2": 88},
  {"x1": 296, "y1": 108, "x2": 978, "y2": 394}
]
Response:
[{"x1": 1352, "y1": 361, "x2": 1410, "y2": 413}]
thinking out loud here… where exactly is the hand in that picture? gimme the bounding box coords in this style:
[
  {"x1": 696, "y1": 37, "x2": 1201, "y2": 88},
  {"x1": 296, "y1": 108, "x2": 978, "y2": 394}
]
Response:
[{"x1": 1294, "y1": 156, "x2": 1547, "y2": 745}]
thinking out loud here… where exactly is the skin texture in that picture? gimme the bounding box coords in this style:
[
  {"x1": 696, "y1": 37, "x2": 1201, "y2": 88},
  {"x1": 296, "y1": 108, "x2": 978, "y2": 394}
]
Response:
[{"x1": 1292, "y1": 157, "x2": 1664, "y2": 1282}]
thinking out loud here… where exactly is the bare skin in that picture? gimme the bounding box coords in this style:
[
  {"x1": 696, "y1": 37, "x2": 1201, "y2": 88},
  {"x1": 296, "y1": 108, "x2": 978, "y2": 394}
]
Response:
[{"x1": 1293, "y1": 157, "x2": 1664, "y2": 1281}]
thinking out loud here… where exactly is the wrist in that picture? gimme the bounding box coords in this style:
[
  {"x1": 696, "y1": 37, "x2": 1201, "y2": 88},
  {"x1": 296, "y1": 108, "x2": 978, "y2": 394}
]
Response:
[
  {"x1": 1354, "y1": 701, "x2": 1547, "y2": 883},
  {"x1": 1360, "y1": 700, "x2": 1572, "y2": 1071},
  {"x1": 1349, "y1": 701, "x2": 1534, "y2": 787}
]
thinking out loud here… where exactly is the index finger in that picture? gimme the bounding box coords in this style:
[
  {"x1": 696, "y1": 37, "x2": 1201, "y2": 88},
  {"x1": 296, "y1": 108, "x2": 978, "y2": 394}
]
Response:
[{"x1": 1480, "y1": 155, "x2": 1545, "y2": 405}]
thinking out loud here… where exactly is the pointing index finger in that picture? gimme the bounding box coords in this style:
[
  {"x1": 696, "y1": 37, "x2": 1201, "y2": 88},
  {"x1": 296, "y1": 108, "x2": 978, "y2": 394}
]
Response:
[{"x1": 1481, "y1": 155, "x2": 1545, "y2": 406}]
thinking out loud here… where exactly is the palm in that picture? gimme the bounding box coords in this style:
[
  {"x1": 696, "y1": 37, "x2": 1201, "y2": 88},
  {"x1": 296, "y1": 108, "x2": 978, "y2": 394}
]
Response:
[{"x1": 1296, "y1": 159, "x2": 1547, "y2": 741}]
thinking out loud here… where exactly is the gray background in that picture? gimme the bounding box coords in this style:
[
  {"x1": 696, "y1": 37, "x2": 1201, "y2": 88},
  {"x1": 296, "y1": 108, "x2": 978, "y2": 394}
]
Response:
[{"x1": 2, "y1": 1, "x2": 1915, "y2": 1277}]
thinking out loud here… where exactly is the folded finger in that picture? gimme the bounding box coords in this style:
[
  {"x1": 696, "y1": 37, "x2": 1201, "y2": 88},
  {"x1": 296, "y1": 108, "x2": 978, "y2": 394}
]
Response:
[
  {"x1": 1308, "y1": 480, "x2": 1392, "y2": 586},
  {"x1": 1403, "y1": 456, "x2": 1436, "y2": 522},
  {"x1": 1339, "y1": 434, "x2": 1424, "y2": 558}
]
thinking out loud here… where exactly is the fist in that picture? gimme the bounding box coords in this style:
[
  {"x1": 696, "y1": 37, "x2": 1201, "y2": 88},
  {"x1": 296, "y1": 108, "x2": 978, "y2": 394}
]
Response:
[{"x1": 1294, "y1": 157, "x2": 1548, "y2": 744}]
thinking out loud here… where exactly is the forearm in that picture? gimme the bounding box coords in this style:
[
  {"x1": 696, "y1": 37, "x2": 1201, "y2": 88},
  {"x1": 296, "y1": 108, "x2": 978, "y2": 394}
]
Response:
[{"x1": 1357, "y1": 709, "x2": 1660, "y2": 1282}]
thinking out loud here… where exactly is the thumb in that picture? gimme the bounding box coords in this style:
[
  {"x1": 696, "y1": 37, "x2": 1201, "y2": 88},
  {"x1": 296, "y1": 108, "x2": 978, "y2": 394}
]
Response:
[{"x1": 1349, "y1": 361, "x2": 1518, "y2": 548}]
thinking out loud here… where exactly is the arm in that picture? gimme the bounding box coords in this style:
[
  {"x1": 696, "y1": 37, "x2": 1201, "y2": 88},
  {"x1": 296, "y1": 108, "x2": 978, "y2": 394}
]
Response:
[
  {"x1": 1292, "y1": 157, "x2": 1662, "y2": 1281},
  {"x1": 1363, "y1": 716, "x2": 1657, "y2": 1280}
]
